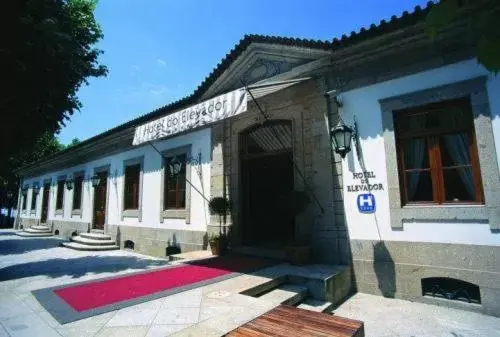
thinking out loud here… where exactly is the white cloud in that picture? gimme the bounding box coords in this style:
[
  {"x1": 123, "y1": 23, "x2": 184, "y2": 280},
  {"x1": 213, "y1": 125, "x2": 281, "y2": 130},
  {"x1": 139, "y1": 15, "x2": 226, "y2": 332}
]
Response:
[
  {"x1": 148, "y1": 84, "x2": 169, "y2": 96},
  {"x1": 156, "y1": 58, "x2": 167, "y2": 67},
  {"x1": 130, "y1": 64, "x2": 141, "y2": 77}
]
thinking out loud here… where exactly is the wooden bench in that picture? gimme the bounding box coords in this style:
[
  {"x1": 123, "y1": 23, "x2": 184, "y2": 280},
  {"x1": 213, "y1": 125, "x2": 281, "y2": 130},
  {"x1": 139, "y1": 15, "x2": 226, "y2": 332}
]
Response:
[{"x1": 227, "y1": 304, "x2": 364, "y2": 336}]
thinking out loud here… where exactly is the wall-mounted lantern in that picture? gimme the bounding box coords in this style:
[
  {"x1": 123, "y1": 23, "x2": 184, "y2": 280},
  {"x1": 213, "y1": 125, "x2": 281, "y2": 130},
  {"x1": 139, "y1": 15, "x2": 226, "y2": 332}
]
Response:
[
  {"x1": 91, "y1": 174, "x2": 101, "y2": 188},
  {"x1": 330, "y1": 118, "x2": 358, "y2": 158},
  {"x1": 32, "y1": 182, "x2": 40, "y2": 195},
  {"x1": 168, "y1": 156, "x2": 183, "y2": 177}
]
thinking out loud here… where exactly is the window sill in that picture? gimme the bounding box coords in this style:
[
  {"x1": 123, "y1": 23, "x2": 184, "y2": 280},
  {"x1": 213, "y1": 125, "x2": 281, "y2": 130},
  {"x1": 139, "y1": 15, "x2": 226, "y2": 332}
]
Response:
[
  {"x1": 123, "y1": 209, "x2": 140, "y2": 218},
  {"x1": 55, "y1": 209, "x2": 64, "y2": 215},
  {"x1": 71, "y1": 209, "x2": 82, "y2": 216},
  {"x1": 402, "y1": 203, "x2": 485, "y2": 209},
  {"x1": 163, "y1": 209, "x2": 187, "y2": 219},
  {"x1": 30, "y1": 211, "x2": 36, "y2": 215}
]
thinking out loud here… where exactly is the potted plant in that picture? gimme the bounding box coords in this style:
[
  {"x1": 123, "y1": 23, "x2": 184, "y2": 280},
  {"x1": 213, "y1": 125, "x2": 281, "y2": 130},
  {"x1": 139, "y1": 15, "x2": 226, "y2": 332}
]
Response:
[
  {"x1": 281, "y1": 190, "x2": 312, "y2": 265},
  {"x1": 208, "y1": 196, "x2": 231, "y2": 255},
  {"x1": 208, "y1": 233, "x2": 227, "y2": 255}
]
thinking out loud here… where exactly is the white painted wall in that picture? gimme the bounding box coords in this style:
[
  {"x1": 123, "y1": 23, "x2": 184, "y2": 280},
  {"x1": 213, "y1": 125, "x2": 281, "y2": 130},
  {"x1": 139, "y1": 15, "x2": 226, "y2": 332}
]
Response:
[
  {"x1": 19, "y1": 128, "x2": 211, "y2": 232},
  {"x1": 339, "y1": 58, "x2": 500, "y2": 246}
]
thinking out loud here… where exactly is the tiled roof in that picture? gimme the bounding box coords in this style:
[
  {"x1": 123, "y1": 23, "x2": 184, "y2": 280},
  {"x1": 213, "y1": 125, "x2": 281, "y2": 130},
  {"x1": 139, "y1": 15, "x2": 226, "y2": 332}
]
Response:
[{"x1": 18, "y1": 1, "x2": 436, "y2": 172}]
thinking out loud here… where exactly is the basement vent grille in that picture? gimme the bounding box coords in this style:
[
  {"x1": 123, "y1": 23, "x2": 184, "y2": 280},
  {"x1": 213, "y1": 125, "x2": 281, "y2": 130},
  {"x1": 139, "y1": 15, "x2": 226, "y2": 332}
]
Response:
[
  {"x1": 421, "y1": 277, "x2": 481, "y2": 304},
  {"x1": 124, "y1": 240, "x2": 135, "y2": 250}
]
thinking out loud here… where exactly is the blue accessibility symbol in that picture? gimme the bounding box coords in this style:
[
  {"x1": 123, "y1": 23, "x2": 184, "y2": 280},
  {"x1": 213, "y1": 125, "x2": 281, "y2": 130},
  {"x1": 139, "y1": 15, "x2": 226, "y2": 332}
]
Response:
[{"x1": 357, "y1": 193, "x2": 376, "y2": 214}]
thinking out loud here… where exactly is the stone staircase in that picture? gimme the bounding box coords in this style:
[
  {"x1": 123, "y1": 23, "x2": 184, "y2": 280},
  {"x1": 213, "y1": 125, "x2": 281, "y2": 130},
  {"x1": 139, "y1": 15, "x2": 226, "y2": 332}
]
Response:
[
  {"x1": 243, "y1": 275, "x2": 335, "y2": 314},
  {"x1": 16, "y1": 224, "x2": 53, "y2": 237},
  {"x1": 62, "y1": 231, "x2": 119, "y2": 251},
  {"x1": 237, "y1": 263, "x2": 352, "y2": 314}
]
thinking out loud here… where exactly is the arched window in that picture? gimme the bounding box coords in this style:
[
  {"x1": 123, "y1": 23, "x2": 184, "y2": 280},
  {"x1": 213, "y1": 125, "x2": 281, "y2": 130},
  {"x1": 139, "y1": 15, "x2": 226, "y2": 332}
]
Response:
[{"x1": 240, "y1": 120, "x2": 293, "y2": 157}]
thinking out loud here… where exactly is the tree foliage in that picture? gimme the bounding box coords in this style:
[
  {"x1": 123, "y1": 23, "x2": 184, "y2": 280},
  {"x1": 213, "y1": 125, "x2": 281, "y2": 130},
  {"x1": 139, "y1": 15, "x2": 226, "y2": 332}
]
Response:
[
  {"x1": 0, "y1": 0, "x2": 106, "y2": 197},
  {"x1": 68, "y1": 138, "x2": 81, "y2": 147},
  {"x1": 427, "y1": 0, "x2": 500, "y2": 73}
]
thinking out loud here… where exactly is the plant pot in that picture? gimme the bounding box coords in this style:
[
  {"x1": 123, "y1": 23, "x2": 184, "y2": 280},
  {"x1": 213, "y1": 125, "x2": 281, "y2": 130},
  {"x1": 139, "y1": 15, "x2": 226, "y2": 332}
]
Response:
[
  {"x1": 285, "y1": 245, "x2": 311, "y2": 265},
  {"x1": 210, "y1": 238, "x2": 227, "y2": 256}
]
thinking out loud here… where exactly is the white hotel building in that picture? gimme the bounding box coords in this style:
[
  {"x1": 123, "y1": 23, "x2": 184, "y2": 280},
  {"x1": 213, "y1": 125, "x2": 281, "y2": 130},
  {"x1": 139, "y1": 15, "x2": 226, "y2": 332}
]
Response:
[{"x1": 15, "y1": 4, "x2": 500, "y2": 316}]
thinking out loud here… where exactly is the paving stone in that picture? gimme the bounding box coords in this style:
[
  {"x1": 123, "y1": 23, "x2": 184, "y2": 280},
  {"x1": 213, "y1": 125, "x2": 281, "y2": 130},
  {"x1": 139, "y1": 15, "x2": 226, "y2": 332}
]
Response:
[
  {"x1": 153, "y1": 307, "x2": 201, "y2": 325},
  {"x1": 145, "y1": 324, "x2": 192, "y2": 337},
  {"x1": 170, "y1": 323, "x2": 224, "y2": 337},
  {"x1": 106, "y1": 308, "x2": 158, "y2": 327},
  {"x1": 2, "y1": 313, "x2": 60, "y2": 337},
  {"x1": 161, "y1": 288, "x2": 203, "y2": 309},
  {"x1": 0, "y1": 325, "x2": 9, "y2": 337},
  {"x1": 0, "y1": 296, "x2": 34, "y2": 320},
  {"x1": 95, "y1": 326, "x2": 149, "y2": 337}
]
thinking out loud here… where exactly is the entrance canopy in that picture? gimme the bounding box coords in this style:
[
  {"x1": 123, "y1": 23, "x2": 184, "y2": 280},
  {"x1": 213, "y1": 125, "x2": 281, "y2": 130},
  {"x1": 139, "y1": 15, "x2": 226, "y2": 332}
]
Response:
[{"x1": 132, "y1": 78, "x2": 310, "y2": 146}]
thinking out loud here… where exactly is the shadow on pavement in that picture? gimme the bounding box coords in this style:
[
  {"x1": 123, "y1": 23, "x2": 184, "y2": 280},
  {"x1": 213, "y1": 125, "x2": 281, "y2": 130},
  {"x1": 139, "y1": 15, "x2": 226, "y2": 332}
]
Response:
[
  {"x1": 0, "y1": 255, "x2": 169, "y2": 281},
  {"x1": 0, "y1": 237, "x2": 64, "y2": 255}
]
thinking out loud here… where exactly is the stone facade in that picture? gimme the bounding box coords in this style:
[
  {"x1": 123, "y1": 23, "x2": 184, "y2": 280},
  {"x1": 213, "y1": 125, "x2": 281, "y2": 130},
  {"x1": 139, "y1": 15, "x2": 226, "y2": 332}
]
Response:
[
  {"x1": 215, "y1": 78, "x2": 349, "y2": 265},
  {"x1": 18, "y1": 217, "x2": 39, "y2": 229},
  {"x1": 350, "y1": 239, "x2": 500, "y2": 317},
  {"x1": 108, "y1": 225, "x2": 207, "y2": 258},
  {"x1": 52, "y1": 220, "x2": 90, "y2": 239}
]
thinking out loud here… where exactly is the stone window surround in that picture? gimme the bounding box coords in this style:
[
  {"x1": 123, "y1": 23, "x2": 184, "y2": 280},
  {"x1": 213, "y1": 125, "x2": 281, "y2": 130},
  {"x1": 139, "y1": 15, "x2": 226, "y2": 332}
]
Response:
[
  {"x1": 30, "y1": 185, "x2": 38, "y2": 215},
  {"x1": 121, "y1": 156, "x2": 144, "y2": 221},
  {"x1": 42, "y1": 179, "x2": 52, "y2": 218},
  {"x1": 380, "y1": 76, "x2": 500, "y2": 231},
  {"x1": 54, "y1": 175, "x2": 66, "y2": 216},
  {"x1": 159, "y1": 145, "x2": 192, "y2": 223},
  {"x1": 71, "y1": 171, "x2": 85, "y2": 218},
  {"x1": 92, "y1": 164, "x2": 111, "y2": 228}
]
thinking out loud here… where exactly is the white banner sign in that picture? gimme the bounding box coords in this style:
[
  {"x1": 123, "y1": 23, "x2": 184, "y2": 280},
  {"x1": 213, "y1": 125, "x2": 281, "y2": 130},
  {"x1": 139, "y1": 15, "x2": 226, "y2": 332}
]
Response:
[{"x1": 132, "y1": 88, "x2": 247, "y2": 145}]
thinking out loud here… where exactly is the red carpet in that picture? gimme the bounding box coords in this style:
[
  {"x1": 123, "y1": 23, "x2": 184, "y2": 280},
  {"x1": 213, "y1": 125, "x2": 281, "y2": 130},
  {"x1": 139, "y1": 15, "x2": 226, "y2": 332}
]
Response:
[{"x1": 54, "y1": 255, "x2": 273, "y2": 312}]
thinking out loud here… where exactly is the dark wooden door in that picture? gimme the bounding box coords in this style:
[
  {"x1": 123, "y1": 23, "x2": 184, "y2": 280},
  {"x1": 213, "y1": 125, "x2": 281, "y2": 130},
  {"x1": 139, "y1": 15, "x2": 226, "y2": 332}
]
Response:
[
  {"x1": 41, "y1": 184, "x2": 50, "y2": 223},
  {"x1": 242, "y1": 152, "x2": 295, "y2": 246},
  {"x1": 93, "y1": 171, "x2": 108, "y2": 230}
]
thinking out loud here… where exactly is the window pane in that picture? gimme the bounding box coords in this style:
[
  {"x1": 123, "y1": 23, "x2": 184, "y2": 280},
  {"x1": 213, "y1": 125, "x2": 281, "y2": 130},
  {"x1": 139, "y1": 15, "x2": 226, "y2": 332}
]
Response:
[
  {"x1": 31, "y1": 192, "x2": 36, "y2": 210},
  {"x1": 124, "y1": 164, "x2": 140, "y2": 209},
  {"x1": 403, "y1": 138, "x2": 429, "y2": 169},
  {"x1": 164, "y1": 154, "x2": 186, "y2": 209},
  {"x1": 443, "y1": 168, "x2": 475, "y2": 202},
  {"x1": 56, "y1": 181, "x2": 64, "y2": 209},
  {"x1": 405, "y1": 171, "x2": 433, "y2": 202},
  {"x1": 440, "y1": 133, "x2": 471, "y2": 167},
  {"x1": 396, "y1": 112, "x2": 427, "y2": 134},
  {"x1": 73, "y1": 176, "x2": 83, "y2": 210}
]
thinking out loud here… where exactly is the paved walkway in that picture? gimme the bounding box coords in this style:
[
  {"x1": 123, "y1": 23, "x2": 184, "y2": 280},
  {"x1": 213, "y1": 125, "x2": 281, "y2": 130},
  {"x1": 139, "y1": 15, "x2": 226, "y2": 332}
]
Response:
[
  {"x1": 1, "y1": 229, "x2": 500, "y2": 336},
  {"x1": 333, "y1": 293, "x2": 500, "y2": 337}
]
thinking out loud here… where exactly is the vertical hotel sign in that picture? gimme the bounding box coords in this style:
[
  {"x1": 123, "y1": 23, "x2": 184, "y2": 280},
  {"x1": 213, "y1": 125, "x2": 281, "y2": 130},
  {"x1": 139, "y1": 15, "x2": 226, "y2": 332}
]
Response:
[{"x1": 132, "y1": 88, "x2": 247, "y2": 145}]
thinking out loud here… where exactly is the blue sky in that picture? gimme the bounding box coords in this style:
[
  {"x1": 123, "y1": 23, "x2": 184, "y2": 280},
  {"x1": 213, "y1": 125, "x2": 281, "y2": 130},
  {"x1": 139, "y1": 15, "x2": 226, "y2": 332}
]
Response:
[{"x1": 58, "y1": 0, "x2": 430, "y2": 144}]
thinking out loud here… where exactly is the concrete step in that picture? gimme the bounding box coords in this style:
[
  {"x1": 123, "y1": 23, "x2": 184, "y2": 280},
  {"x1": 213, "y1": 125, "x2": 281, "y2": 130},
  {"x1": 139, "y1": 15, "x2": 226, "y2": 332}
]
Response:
[
  {"x1": 16, "y1": 231, "x2": 53, "y2": 237},
  {"x1": 240, "y1": 276, "x2": 287, "y2": 297},
  {"x1": 24, "y1": 228, "x2": 52, "y2": 234},
  {"x1": 71, "y1": 235, "x2": 116, "y2": 246},
  {"x1": 258, "y1": 284, "x2": 308, "y2": 306},
  {"x1": 61, "y1": 241, "x2": 119, "y2": 251},
  {"x1": 80, "y1": 232, "x2": 112, "y2": 241},
  {"x1": 90, "y1": 229, "x2": 105, "y2": 234},
  {"x1": 30, "y1": 225, "x2": 50, "y2": 231},
  {"x1": 297, "y1": 298, "x2": 334, "y2": 313}
]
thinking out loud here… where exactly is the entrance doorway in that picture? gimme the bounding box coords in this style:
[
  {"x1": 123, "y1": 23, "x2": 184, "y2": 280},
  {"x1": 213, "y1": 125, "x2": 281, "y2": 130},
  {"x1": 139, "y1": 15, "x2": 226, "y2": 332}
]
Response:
[
  {"x1": 41, "y1": 183, "x2": 50, "y2": 223},
  {"x1": 92, "y1": 171, "x2": 108, "y2": 230},
  {"x1": 240, "y1": 121, "x2": 295, "y2": 246}
]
